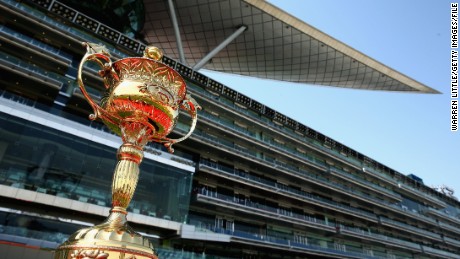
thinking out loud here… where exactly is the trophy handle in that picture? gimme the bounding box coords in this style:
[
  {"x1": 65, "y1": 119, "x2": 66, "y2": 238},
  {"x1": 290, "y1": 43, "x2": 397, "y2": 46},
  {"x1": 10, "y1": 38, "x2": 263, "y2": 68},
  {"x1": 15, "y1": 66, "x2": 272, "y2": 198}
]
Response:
[
  {"x1": 77, "y1": 42, "x2": 120, "y2": 124},
  {"x1": 162, "y1": 94, "x2": 201, "y2": 153}
]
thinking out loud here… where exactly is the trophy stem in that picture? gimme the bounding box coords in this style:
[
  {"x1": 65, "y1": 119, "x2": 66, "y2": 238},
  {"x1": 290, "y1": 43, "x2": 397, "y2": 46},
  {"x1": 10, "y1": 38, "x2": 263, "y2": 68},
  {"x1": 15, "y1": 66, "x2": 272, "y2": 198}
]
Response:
[
  {"x1": 111, "y1": 143, "x2": 143, "y2": 213},
  {"x1": 54, "y1": 140, "x2": 157, "y2": 259}
]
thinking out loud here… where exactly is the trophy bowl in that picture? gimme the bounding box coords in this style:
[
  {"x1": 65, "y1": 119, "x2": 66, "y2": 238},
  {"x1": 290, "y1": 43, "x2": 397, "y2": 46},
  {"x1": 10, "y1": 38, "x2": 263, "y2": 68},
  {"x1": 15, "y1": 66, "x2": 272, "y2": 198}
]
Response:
[
  {"x1": 105, "y1": 57, "x2": 184, "y2": 139},
  {"x1": 82, "y1": 43, "x2": 199, "y2": 151},
  {"x1": 54, "y1": 43, "x2": 200, "y2": 259}
]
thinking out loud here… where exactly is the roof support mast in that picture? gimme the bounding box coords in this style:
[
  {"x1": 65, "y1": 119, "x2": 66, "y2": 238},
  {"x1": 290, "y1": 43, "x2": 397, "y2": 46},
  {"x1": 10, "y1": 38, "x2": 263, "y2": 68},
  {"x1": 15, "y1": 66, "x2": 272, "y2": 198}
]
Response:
[
  {"x1": 193, "y1": 25, "x2": 247, "y2": 71},
  {"x1": 167, "y1": 0, "x2": 186, "y2": 64}
]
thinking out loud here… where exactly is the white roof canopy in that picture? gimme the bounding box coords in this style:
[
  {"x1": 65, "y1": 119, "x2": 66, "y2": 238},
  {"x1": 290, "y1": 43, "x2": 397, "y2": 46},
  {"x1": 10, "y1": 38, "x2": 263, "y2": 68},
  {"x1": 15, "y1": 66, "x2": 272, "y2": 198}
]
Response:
[{"x1": 142, "y1": 0, "x2": 438, "y2": 93}]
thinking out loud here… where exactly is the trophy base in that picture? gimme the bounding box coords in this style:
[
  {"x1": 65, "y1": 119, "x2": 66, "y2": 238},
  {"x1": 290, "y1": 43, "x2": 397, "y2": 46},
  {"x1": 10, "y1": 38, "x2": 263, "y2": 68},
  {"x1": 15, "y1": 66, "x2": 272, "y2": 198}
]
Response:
[{"x1": 54, "y1": 211, "x2": 158, "y2": 259}]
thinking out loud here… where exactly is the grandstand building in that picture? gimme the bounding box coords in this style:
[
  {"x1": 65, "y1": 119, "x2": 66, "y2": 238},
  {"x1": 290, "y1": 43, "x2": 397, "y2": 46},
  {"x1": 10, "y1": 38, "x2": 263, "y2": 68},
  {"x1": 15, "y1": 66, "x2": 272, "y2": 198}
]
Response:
[{"x1": 0, "y1": 0, "x2": 459, "y2": 258}]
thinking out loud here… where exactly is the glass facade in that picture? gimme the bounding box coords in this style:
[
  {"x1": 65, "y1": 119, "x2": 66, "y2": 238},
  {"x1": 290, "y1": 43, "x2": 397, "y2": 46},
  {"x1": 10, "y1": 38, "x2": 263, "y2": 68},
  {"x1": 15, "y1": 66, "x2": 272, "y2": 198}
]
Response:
[
  {"x1": 0, "y1": 111, "x2": 193, "y2": 223},
  {"x1": 0, "y1": 210, "x2": 83, "y2": 246}
]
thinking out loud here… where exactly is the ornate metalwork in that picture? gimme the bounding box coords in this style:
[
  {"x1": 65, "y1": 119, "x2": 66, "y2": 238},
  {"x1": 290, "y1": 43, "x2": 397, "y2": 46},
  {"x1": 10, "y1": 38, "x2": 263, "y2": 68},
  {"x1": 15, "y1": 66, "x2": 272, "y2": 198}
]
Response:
[
  {"x1": 70, "y1": 250, "x2": 109, "y2": 259},
  {"x1": 54, "y1": 43, "x2": 200, "y2": 259}
]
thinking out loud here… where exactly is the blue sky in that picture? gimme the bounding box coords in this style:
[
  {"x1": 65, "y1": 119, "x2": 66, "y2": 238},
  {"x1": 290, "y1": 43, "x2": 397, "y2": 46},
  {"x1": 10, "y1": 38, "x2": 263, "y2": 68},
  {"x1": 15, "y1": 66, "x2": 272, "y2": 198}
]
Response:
[{"x1": 202, "y1": 1, "x2": 460, "y2": 199}]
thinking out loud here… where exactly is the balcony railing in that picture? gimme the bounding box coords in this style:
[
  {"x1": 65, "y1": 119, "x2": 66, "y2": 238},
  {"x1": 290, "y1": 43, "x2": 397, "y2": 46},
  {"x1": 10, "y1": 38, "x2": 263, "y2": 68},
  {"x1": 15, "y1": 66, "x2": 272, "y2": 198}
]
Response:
[
  {"x1": 199, "y1": 159, "x2": 378, "y2": 222},
  {"x1": 425, "y1": 207, "x2": 460, "y2": 225},
  {"x1": 329, "y1": 167, "x2": 401, "y2": 201},
  {"x1": 189, "y1": 130, "x2": 406, "y2": 212},
  {"x1": 188, "y1": 218, "x2": 388, "y2": 259},
  {"x1": 338, "y1": 225, "x2": 421, "y2": 251},
  {"x1": 196, "y1": 189, "x2": 333, "y2": 230},
  {"x1": 190, "y1": 87, "x2": 451, "y2": 213},
  {"x1": 444, "y1": 236, "x2": 460, "y2": 246},
  {"x1": 0, "y1": 24, "x2": 72, "y2": 62},
  {"x1": 439, "y1": 221, "x2": 460, "y2": 235},
  {"x1": 379, "y1": 217, "x2": 441, "y2": 241},
  {"x1": 198, "y1": 110, "x2": 327, "y2": 170},
  {"x1": 212, "y1": 227, "x2": 378, "y2": 259},
  {"x1": 190, "y1": 128, "x2": 324, "y2": 172},
  {"x1": 0, "y1": 52, "x2": 63, "y2": 89},
  {"x1": 199, "y1": 161, "x2": 460, "y2": 248},
  {"x1": 189, "y1": 86, "x2": 387, "y2": 180},
  {"x1": 397, "y1": 184, "x2": 446, "y2": 208},
  {"x1": 421, "y1": 245, "x2": 460, "y2": 259},
  {"x1": 190, "y1": 105, "x2": 451, "y2": 234},
  {"x1": 196, "y1": 189, "x2": 434, "y2": 253}
]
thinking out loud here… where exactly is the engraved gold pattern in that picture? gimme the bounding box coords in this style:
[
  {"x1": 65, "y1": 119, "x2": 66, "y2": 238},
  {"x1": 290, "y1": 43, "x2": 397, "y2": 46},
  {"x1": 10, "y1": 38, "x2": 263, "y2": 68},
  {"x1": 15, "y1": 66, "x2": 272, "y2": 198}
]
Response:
[
  {"x1": 70, "y1": 249, "x2": 109, "y2": 259},
  {"x1": 54, "y1": 43, "x2": 199, "y2": 259}
]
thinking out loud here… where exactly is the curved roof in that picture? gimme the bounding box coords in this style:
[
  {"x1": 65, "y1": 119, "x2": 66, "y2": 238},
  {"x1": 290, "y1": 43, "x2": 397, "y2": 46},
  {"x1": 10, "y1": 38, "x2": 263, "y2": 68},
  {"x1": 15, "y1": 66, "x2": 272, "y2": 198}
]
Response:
[{"x1": 142, "y1": 0, "x2": 438, "y2": 93}]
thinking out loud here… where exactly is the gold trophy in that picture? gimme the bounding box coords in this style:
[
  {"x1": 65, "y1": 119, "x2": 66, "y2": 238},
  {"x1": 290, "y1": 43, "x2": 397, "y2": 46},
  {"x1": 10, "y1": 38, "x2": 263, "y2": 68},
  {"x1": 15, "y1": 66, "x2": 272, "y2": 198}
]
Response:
[{"x1": 54, "y1": 43, "x2": 200, "y2": 259}]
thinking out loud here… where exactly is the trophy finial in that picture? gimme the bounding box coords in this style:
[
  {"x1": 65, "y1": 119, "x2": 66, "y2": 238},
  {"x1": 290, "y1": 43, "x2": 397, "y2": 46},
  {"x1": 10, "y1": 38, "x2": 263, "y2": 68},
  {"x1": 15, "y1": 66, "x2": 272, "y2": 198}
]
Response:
[{"x1": 144, "y1": 45, "x2": 163, "y2": 61}]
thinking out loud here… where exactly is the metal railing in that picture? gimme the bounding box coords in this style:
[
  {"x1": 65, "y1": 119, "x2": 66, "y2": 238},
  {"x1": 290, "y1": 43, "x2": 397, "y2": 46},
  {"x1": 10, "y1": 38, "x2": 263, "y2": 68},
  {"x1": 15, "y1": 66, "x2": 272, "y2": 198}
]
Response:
[
  {"x1": 199, "y1": 159, "x2": 377, "y2": 221},
  {"x1": 379, "y1": 217, "x2": 441, "y2": 240},
  {"x1": 192, "y1": 225, "x2": 379, "y2": 259},
  {"x1": 196, "y1": 189, "x2": 433, "y2": 253},
  {"x1": 329, "y1": 166, "x2": 401, "y2": 200}
]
